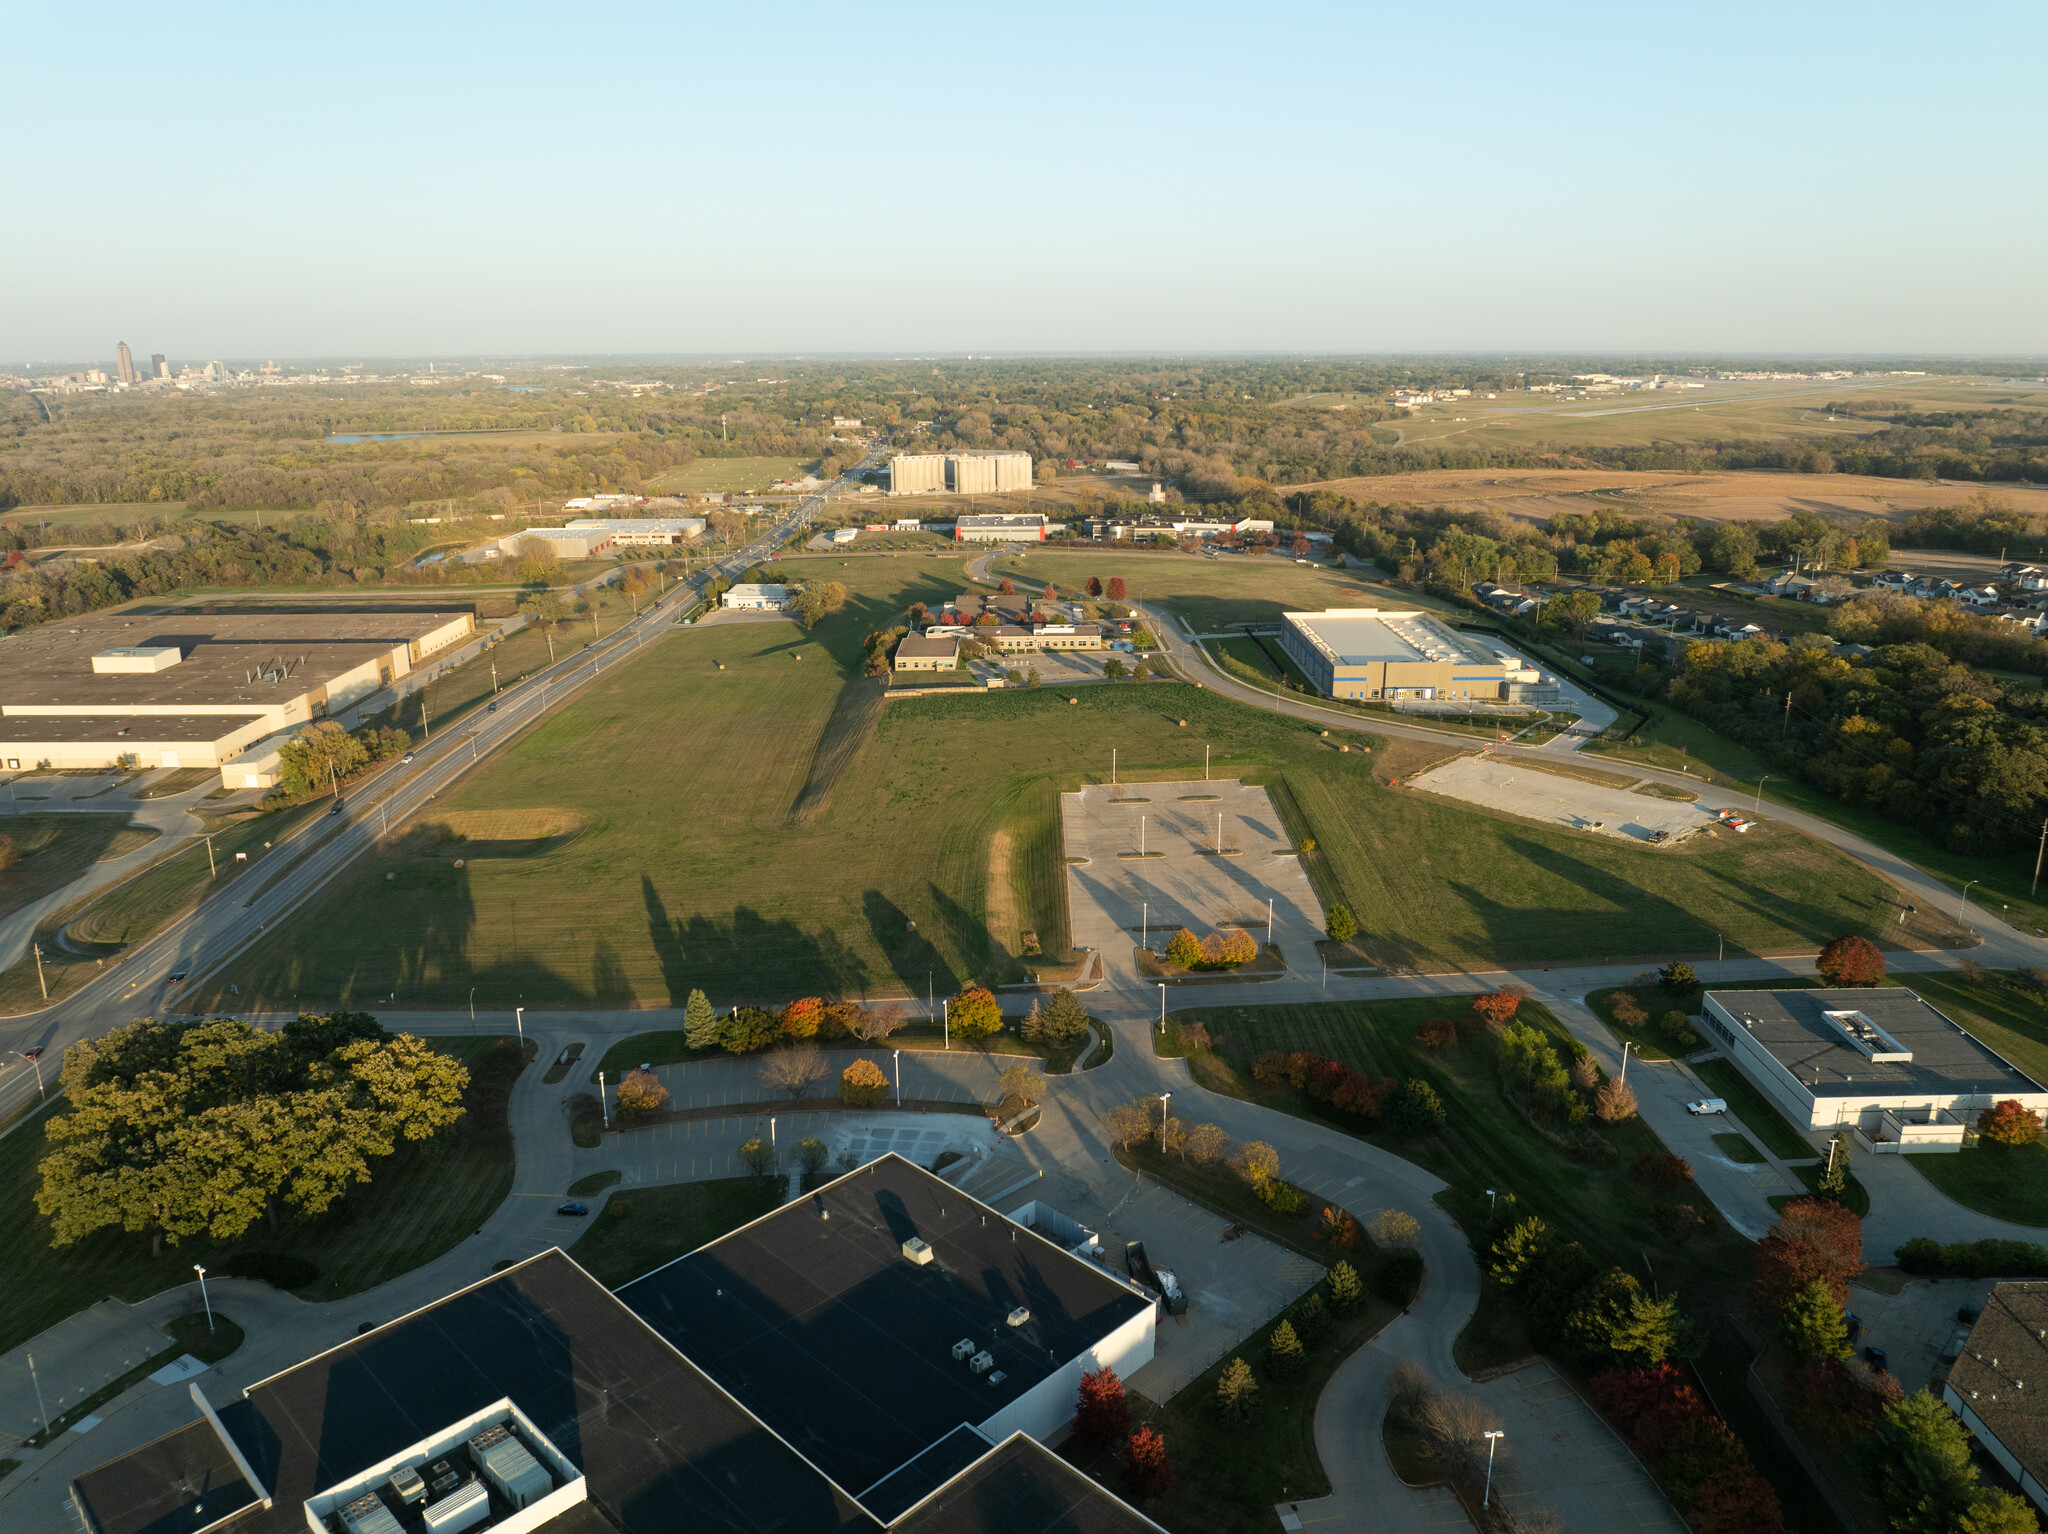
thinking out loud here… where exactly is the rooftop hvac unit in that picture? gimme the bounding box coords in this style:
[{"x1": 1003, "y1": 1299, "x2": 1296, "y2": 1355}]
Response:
[
  {"x1": 1006, "y1": 1306, "x2": 1031, "y2": 1328},
  {"x1": 988, "y1": 1370, "x2": 1007, "y2": 1386},
  {"x1": 339, "y1": 1491, "x2": 406, "y2": 1534},
  {"x1": 952, "y1": 1338, "x2": 977, "y2": 1363},
  {"x1": 420, "y1": 1478, "x2": 489, "y2": 1534},
  {"x1": 469, "y1": 1422, "x2": 552, "y2": 1510},
  {"x1": 969, "y1": 1351, "x2": 995, "y2": 1375},
  {"x1": 902, "y1": 1237, "x2": 934, "y2": 1265},
  {"x1": 389, "y1": 1465, "x2": 427, "y2": 1505}
]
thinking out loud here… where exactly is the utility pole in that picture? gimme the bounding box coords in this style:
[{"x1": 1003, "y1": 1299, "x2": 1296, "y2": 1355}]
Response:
[
  {"x1": 2034, "y1": 816, "x2": 2047, "y2": 897},
  {"x1": 490, "y1": 660, "x2": 499, "y2": 694},
  {"x1": 1782, "y1": 692, "x2": 1792, "y2": 735},
  {"x1": 419, "y1": 690, "x2": 430, "y2": 742},
  {"x1": 205, "y1": 835, "x2": 217, "y2": 878},
  {"x1": 27, "y1": 1352, "x2": 49, "y2": 1438},
  {"x1": 33, "y1": 942, "x2": 47, "y2": 1000}
]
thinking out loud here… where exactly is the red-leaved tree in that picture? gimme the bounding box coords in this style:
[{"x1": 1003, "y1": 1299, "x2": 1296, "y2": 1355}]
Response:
[
  {"x1": 1589, "y1": 1365, "x2": 1710, "y2": 1460},
  {"x1": 1815, "y1": 934, "x2": 1885, "y2": 987},
  {"x1": 1122, "y1": 1427, "x2": 1174, "y2": 1499},
  {"x1": 1752, "y1": 1197, "x2": 1865, "y2": 1310},
  {"x1": 1042, "y1": 583, "x2": 1058, "y2": 601},
  {"x1": 998, "y1": 578, "x2": 1015, "y2": 595},
  {"x1": 1074, "y1": 1367, "x2": 1130, "y2": 1450},
  {"x1": 1106, "y1": 576, "x2": 1127, "y2": 601},
  {"x1": 1979, "y1": 1098, "x2": 2044, "y2": 1145},
  {"x1": 1086, "y1": 576, "x2": 1103, "y2": 596},
  {"x1": 1470, "y1": 991, "x2": 1522, "y2": 1027},
  {"x1": 778, "y1": 997, "x2": 823, "y2": 1039}
]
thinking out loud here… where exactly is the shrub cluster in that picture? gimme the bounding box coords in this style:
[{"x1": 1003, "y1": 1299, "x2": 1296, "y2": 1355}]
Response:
[
  {"x1": 1896, "y1": 1235, "x2": 2048, "y2": 1278},
  {"x1": 1252, "y1": 1051, "x2": 1397, "y2": 1121},
  {"x1": 1589, "y1": 1366, "x2": 1785, "y2": 1533}
]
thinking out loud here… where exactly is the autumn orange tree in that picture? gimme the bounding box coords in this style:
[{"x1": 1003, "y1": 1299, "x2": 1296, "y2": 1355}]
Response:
[
  {"x1": 615, "y1": 1068, "x2": 670, "y2": 1121},
  {"x1": 948, "y1": 986, "x2": 1003, "y2": 1040},
  {"x1": 778, "y1": 997, "x2": 823, "y2": 1039},
  {"x1": 1816, "y1": 934, "x2": 1885, "y2": 987},
  {"x1": 1073, "y1": 1366, "x2": 1130, "y2": 1450},
  {"x1": 1978, "y1": 1098, "x2": 2043, "y2": 1145},
  {"x1": 839, "y1": 1058, "x2": 889, "y2": 1106},
  {"x1": 1164, "y1": 928, "x2": 1202, "y2": 968}
]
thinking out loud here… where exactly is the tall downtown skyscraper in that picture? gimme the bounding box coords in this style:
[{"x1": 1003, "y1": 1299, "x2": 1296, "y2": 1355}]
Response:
[{"x1": 114, "y1": 341, "x2": 135, "y2": 384}]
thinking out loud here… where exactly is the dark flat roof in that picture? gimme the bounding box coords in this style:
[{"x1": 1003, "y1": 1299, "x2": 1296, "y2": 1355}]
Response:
[
  {"x1": 1705, "y1": 987, "x2": 2045, "y2": 1099},
  {"x1": 0, "y1": 713, "x2": 268, "y2": 743},
  {"x1": 891, "y1": 1435, "x2": 1163, "y2": 1534},
  {"x1": 209, "y1": 1250, "x2": 876, "y2": 1534},
  {"x1": 615, "y1": 1156, "x2": 1152, "y2": 1498},
  {"x1": 70, "y1": 1418, "x2": 257, "y2": 1534},
  {"x1": 858, "y1": 1424, "x2": 993, "y2": 1523}
]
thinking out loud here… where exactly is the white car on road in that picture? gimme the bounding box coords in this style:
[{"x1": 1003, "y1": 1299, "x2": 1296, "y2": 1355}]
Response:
[{"x1": 1685, "y1": 1098, "x2": 1728, "y2": 1116}]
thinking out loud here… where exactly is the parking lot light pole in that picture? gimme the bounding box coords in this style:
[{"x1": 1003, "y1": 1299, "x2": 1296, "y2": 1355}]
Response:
[
  {"x1": 1619, "y1": 1041, "x2": 1632, "y2": 1086},
  {"x1": 599, "y1": 1072, "x2": 611, "y2": 1127},
  {"x1": 1959, "y1": 879, "x2": 1979, "y2": 924},
  {"x1": 942, "y1": 998, "x2": 949, "y2": 1049},
  {"x1": 515, "y1": 1006, "x2": 524, "y2": 1044},
  {"x1": 27, "y1": 1352, "x2": 49, "y2": 1437},
  {"x1": 194, "y1": 1264, "x2": 214, "y2": 1331},
  {"x1": 1158, "y1": 984, "x2": 1166, "y2": 1031},
  {"x1": 1482, "y1": 1431, "x2": 1504, "y2": 1507},
  {"x1": 893, "y1": 1049, "x2": 901, "y2": 1106},
  {"x1": 1754, "y1": 775, "x2": 1770, "y2": 812},
  {"x1": 468, "y1": 987, "x2": 475, "y2": 1022}
]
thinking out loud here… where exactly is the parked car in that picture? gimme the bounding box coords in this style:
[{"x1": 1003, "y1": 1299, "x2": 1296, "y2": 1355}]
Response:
[
  {"x1": 1865, "y1": 1345, "x2": 1889, "y2": 1372},
  {"x1": 557, "y1": 1202, "x2": 590, "y2": 1217},
  {"x1": 1686, "y1": 1098, "x2": 1728, "y2": 1116}
]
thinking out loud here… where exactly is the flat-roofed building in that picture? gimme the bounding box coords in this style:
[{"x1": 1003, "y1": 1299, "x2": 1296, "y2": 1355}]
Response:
[
  {"x1": 1699, "y1": 987, "x2": 2048, "y2": 1149},
  {"x1": 502, "y1": 527, "x2": 613, "y2": 560},
  {"x1": 953, "y1": 514, "x2": 1048, "y2": 543},
  {"x1": 562, "y1": 517, "x2": 704, "y2": 546},
  {"x1": 1943, "y1": 1282, "x2": 2048, "y2": 1515},
  {"x1": 68, "y1": 1158, "x2": 1168, "y2": 1534},
  {"x1": 893, "y1": 633, "x2": 961, "y2": 673},
  {"x1": 0, "y1": 610, "x2": 474, "y2": 778},
  {"x1": 721, "y1": 583, "x2": 792, "y2": 611},
  {"x1": 889, "y1": 453, "x2": 948, "y2": 495},
  {"x1": 1278, "y1": 609, "x2": 1527, "y2": 701}
]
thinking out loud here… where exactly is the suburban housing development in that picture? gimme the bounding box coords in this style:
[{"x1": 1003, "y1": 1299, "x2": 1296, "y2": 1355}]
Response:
[{"x1": 0, "y1": 609, "x2": 475, "y2": 782}]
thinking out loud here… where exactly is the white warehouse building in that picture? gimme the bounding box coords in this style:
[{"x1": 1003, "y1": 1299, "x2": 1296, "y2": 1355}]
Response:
[{"x1": 1699, "y1": 987, "x2": 2048, "y2": 1151}]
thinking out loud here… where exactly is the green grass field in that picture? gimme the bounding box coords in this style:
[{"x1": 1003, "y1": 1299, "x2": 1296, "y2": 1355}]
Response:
[
  {"x1": 0, "y1": 1035, "x2": 525, "y2": 1356},
  {"x1": 650, "y1": 457, "x2": 813, "y2": 494},
  {"x1": 986, "y1": 549, "x2": 1434, "y2": 634},
  {"x1": 0, "y1": 814, "x2": 160, "y2": 923},
  {"x1": 565, "y1": 1176, "x2": 782, "y2": 1287},
  {"x1": 187, "y1": 550, "x2": 1913, "y2": 1009},
  {"x1": 1906, "y1": 1141, "x2": 2048, "y2": 1227}
]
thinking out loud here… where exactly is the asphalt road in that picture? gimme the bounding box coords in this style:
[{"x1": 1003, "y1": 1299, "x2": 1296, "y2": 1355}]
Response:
[{"x1": 0, "y1": 452, "x2": 884, "y2": 1120}]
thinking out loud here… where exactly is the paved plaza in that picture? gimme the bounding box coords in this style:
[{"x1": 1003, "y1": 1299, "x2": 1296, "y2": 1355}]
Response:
[{"x1": 1061, "y1": 778, "x2": 1325, "y2": 968}]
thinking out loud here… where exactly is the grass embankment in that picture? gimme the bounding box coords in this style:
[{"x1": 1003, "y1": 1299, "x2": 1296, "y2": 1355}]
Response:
[
  {"x1": 1907, "y1": 1142, "x2": 2048, "y2": 1227},
  {"x1": 0, "y1": 1035, "x2": 526, "y2": 1355},
  {"x1": 651, "y1": 457, "x2": 812, "y2": 494},
  {"x1": 566, "y1": 1176, "x2": 782, "y2": 1287},
  {"x1": 1154, "y1": 997, "x2": 1841, "y2": 1534},
  {"x1": 195, "y1": 552, "x2": 1913, "y2": 1011},
  {"x1": 0, "y1": 814, "x2": 160, "y2": 923},
  {"x1": 0, "y1": 801, "x2": 328, "y2": 1014}
]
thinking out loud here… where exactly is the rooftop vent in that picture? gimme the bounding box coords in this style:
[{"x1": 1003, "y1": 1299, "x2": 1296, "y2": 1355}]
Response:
[
  {"x1": 952, "y1": 1338, "x2": 976, "y2": 1362},
  {"x1": 92, "y1": 645, "x2": 181, "y2": 675},
  {"x1": 902, "y1": 1237, "x2": 934, "y2": 1265},
  {"x1": 420, "y1": 1478, "x2": 488, "y2": 1534},
  {"x1": 1006, "y1": 1306, "x2": 1031, "y2": 1328},
  {"x1": 988, "y1": 1370, "x2": 1008, "y2": 1386},
  {"x1": 340, "y1": 1491, "x2": 406, "y2": 1534},
  {"x1": 969, "y1": 1350, "x2": 995, "y2": 1375}
]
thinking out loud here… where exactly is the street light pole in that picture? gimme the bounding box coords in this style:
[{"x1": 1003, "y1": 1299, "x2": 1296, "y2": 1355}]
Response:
[
  {"x1": 1482, "y1": 1431, "x2": 1504, "y2": 1507},
  {"x1": 515, "y1": 1006, "x2": 524, "y2": 1043},
  {"x1": 468, "y1": 987, "x2": 475, "y2": 1022},
  {"x1": 1158, "y1": 983, "x2": 1166, "y2": 1031},
  {"x1": 1754, "y1": 774, "x2": 1770, "y2": 812},
  {"x1": 599, "y1": 1072, "x2": 610, "y2": 1126},
  {"x1": 194, "y1": 1264, "x2": 214, "y2": 1331},
  {"x1": 942, "y1": 998, "x2": 949, "y2": 1049},
  {"x1": 893, "y1": 1049, "x2": 901, "y2": 1106},
  {"x1": 1960, "y1": 879, "x2": 1979, "y2": 924},
  {"x1": 1620, "y1": 1041, "x2": 1632, "y2": 1086},
  {"x1": 27, "y1": 1352, "x2": 49, "y2": 1437}
]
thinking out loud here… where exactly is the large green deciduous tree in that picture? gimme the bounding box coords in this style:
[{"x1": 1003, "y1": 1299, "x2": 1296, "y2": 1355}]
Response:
[{"x1": 36, "y1": 1014, "x2": 467, "y2": 1254}]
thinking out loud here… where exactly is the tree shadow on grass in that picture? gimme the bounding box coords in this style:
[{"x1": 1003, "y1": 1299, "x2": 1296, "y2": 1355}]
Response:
[
  {"x1": 862, "y1": 889, "x2": 958, "y2": 1002},
  {"x1": 643, "y1": 877, "x2": 872, "y2": 1002}
]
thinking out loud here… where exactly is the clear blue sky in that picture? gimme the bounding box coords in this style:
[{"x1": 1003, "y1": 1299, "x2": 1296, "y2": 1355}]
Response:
[{"x1": 10, "y1": 1, "x2": 2044, "y2": 360}]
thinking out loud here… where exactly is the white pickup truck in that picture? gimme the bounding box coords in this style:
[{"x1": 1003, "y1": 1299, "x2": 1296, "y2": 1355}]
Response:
[{"x1": 1686, "y1": 1098, "x2": 1728, "y2": 1116}]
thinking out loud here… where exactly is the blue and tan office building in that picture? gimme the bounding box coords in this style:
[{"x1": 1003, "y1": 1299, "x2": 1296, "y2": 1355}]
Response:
[{"x1": 1278, "y1": 608, "x2": 1533, "y2": 701}]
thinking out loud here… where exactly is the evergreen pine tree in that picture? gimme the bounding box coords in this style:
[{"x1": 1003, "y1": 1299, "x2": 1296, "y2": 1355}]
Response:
[
  {"x1": 1215, "y1": 1357, "x2": 1260, "y2": 1422},
  {"x1": 1267, "y1": 1319, "x2": 1304, "y2": 1377},
  {"x1": 1327, "y1": 1260, "x2": 1364, "y2": 1313},
  {"x1": 683, "y1": 988, "x2": 720, "y2": 1050},
  {"x1": 1020, "y1": 998, "x2": 1044, "y2": 1043}
]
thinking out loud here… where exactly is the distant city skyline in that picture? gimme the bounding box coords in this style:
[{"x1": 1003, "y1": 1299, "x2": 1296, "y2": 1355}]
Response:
[{"x1": 6, "y1": 2, "x2": 2044, "y2": 357}]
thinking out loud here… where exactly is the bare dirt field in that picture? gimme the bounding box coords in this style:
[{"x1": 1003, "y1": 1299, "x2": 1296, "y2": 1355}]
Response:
[{"x1": 1279, "y1": 468, "x2": 2048, "y2": 528}]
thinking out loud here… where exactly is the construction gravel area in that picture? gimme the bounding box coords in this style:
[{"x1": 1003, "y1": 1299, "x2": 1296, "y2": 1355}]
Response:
[{"x1": 1407, "y1": 755, "x2": 1724, "y2": 844}]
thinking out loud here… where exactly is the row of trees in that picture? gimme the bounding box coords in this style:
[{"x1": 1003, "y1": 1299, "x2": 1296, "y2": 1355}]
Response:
[
  {"x1": 37, "y1": 1015, "x2": 468, "y2": 1254},
  {"x1": 271, "y1": 719, "x2": 411, "y2": 804}
]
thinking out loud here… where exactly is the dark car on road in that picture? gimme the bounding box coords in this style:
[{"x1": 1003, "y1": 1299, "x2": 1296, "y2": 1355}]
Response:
[
  {"x1": 21, "y1": 1046, "x2": 45, "y2": 1061},
  {"x1": 329, "y1": 798, "x2": 345, "y2": 815},
  {"x1": 557, "y1": 1202, "x2": 589, "y2": 1217}
]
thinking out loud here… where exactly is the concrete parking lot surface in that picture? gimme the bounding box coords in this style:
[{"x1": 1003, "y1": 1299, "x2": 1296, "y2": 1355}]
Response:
[
  {"x1": 1848, "y1": 1273, "x2": 1995, "y2": 1395},
  {"x1": 0, "y1": 1300, "x2": 177, "y2": 1451},
  {"x1": 1409, "y1": 755, "x2": 1721, "y2": 844},
  {"x1": 1088, "y1": 1177, "x2": 1325, "y2": 1401},
  {"x1": 1062, "y1": 779, "x2": 1324, "y2": 967}
]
